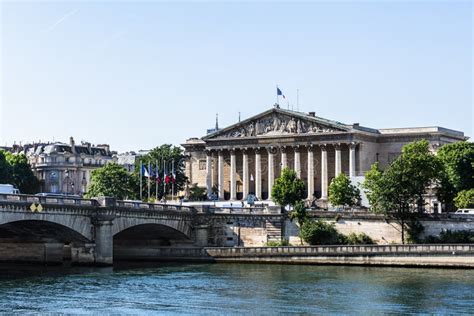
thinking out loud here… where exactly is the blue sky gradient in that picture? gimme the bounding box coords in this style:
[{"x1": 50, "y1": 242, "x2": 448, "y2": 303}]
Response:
[{"x1": 1, "y1": 1, "x2": 472, "y2": 152}]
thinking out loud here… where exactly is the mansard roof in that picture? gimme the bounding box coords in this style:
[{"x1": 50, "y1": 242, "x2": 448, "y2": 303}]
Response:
[{"x1": 202, "y1": 107, "x2": 362, "y2": 140}]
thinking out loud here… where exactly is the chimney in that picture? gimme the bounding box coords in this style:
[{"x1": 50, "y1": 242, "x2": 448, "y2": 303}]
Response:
[{"x1": 308, "y1": 112, "x2": 315, "y2": 117}]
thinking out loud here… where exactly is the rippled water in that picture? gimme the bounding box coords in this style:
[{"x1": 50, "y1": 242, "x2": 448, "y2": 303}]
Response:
[{"x1": 0, "y1": 263, "x2": 473, "y2": 314}]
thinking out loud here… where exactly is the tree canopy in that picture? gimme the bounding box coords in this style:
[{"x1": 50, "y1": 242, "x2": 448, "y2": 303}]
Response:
[
  {"x1": 135, "y1": 144, "x2": 187, "y2": 199},
  {"x1": 363, "y1": 140, "x2": 441, "y2": 243},
  {"x1": 328, "y1": 173, "x2": 361, "y2": 208},
  {"x1": 454, "y1": 189, "x2": 474, "y2": 209},
  {"x1": 436, "y1": 142, "x2": 474, "y2": 209},
  {"x1": 85, "y1": 163, "x2": 138, "y2": 200},
  {"x1": 0, "y1": 150, "x2": 39, "y2": 194},
  {"x1": 271, "y1": 168, "x2": 305, "y2": 206}
]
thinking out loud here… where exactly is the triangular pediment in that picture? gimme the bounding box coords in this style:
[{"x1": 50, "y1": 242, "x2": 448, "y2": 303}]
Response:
[{"x1": 203, "y1": 108, "x2": 350, "y2": 140}]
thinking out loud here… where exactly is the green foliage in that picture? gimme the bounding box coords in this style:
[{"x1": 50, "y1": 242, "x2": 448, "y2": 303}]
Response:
[
  {"x1": 362, "y1": 140, "x2": 441, "y2": 243},
  {"x1": 436, "y1": 142, "x2": 474, "y2": 210},
  {"x1": 362, "y1": 162, "x2": 384, "y2": 213},
  {"x1": 423, "y1": 230, "x2": 474, "y2": 244},
  {"x1": 328, "y1": 173, "x2": 361, "y2": 207},
  {"x1": 288, "y1": 200, "x2": 308, "y2": 227},
  {"x1": 271, "y1": 168, "x2": 305, "y2": 206},
  {"x1": 188, "y1": 184, "x2": 207, "y2": 201},
  {"x1": 265, "y1": 240, "x2": 290, "y2": 247},
  {"x1": 300, "y1": 220, "x2": 345, "y2": 245},
  {"x1": 437, "y1": 142, "x2": 474, "y2": 193},
  {"x1": 454, "y1": 189, "x2": 474, "y2": 209},
  {"x1": 0, "y1": 150, "x2": 39, "y2": 194},
  {"x1": 136, "y1": 144, "x2": 187, "y2": 199},
  {"x1": 344, "y1": 232, "x2": 375, "y2": 245},
  {"x1": 85, "y1": 163, "x2": 138, "y2": 200}
]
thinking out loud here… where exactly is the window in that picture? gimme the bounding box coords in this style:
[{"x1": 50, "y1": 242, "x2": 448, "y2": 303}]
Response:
[{"x1": 199, "y1": 160, "x2": 206, "y2": 170}]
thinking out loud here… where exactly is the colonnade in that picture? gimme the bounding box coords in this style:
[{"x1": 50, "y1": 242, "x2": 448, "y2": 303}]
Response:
[{"x1": 206, "y1": 143, "x2": 357, "y2": 201}]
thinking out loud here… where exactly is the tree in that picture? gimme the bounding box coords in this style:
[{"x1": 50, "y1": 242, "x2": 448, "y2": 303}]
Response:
[
  {"x1": 454, "y1": 189, "x2": 474, "y2": 209},
  {"x1": 0, "y1": 150, "x2": 12, "y2": 184},
  {"x1": 4, "y1": 152, "x2": 40, "y2": 194},
  {"x1": 328, "y1": 173, "x2": 361, "y2": 208},
  {"x1": 271, "y1": 168, "x2": 305, "y2": 207},
  {"x1": 0, "y1": 150, "x2": 39, "y2": 194},
  {"x1": 363, "y1": 140, "x2": 441, "y2": 243},
  {"x1": 85, "y1": 163, "x2": 138, "y2": 200},
  {"x1": 437, "y1": 142, "x2": 474, "y2": 209},
  {"x1": 362, "y1": 162, "x2": 384, "y2": 213},
  {"x1": 135, "y1": 144, "x2": 187, "y2": 199}
]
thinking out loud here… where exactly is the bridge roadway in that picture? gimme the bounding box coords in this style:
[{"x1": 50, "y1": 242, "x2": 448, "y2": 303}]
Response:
[{"x1": 0, "y1": 193, "x2": 283, "y2": 265}]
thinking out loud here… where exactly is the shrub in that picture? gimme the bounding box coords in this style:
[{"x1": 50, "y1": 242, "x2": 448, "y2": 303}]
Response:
[
  {"x1": 265, "y1": 240, "x2": 290, "y2": 247},
  {"x1": 300, "y1": 220, "x2": 345, "y2": 245},
  {"x1": 424, "y1": 230, "x2": 474, "y2": 244},
  {"x1": 345, "y1": 232, "x2": 375, "y2": 245}
]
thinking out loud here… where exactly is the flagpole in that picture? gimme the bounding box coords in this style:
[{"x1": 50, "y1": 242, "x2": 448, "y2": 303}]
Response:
[
  {"x1": 155, "y1": 159, "x2": 159, "y2": 201},
  {"x1": 147, "y1": 161, "x2": 151, "y2": 201},
  {"x1": 163, "y1": 159, "x2": 166, "y2": 199},
  {"x1": 139, "y1": 160, "x2": 143, "y2": 201},
  {"x1": 171, "y1": 159, "x2": 175, "y2": 201},
  {"x1": 276, "y1": 85, "x2": 279, "y2": 106}
]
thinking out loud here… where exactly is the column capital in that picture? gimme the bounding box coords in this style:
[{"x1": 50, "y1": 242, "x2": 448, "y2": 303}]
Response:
[
  {"x1": 349, "y1": 141, "x2": 358, "y2": 149},
  {"x1": 255, "y1": 147, "x2": 261, "y2": 154},
  {"x1": 307, "y1": 144, "x2": 315, "y2": 152},
  {"x1": 320, "y1": 143, "x2": 327, "y2": 151},
  {"x1": 334, "y1": 143, "x2": 341, "y2": 150},
  {"x1": 267, "y1": 146, "x2": 277, "y2": 154},
  {"x1": 293, "y1": 145, "x2": 301, "y2": 152}
]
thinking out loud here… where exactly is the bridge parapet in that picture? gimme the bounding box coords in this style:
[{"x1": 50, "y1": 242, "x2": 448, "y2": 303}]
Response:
[{"x1": 0, "y1": 193, "x2": 195, "y2": 213}]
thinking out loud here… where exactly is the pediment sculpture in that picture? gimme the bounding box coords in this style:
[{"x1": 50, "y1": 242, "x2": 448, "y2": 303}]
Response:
[{"x1": 216, "y1": 113, "x2": 343, "y2": 138}]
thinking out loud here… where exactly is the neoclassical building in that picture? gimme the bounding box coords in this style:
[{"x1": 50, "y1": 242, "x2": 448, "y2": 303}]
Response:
[{"x1": 183, "y1": 106, "x2": 466, "y2": 202}]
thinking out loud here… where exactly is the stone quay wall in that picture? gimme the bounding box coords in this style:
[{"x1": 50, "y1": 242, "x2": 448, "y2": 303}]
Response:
[{"x1": 113, "y1": 244, "x2": 474, "y2": 268}]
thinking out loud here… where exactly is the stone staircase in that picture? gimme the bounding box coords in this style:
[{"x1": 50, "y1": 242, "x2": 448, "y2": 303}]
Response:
[{"x1": 265, "y1": 220, "x2": 283, "y2": 243}]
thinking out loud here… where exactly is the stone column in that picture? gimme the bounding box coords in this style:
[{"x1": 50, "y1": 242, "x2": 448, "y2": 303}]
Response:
[
  {"x1": 294, "y1": 146, "x2": 301, "y2": 178},
  {"x1": 349, "y1": 142, "x2": 356, "y2": 178},
  {"x1": 242, "y1": 149, "x2": 249, "y2": 199},
  {"x1": 307, "y1": 145, "x2": 314, "y2": 200},
  {"x1": 206, "y1": 151, "x2": 212, "y2": 197},
  {"x1": 320, "y1": 145, "x2": 328, "y2": 200},
  {"x1": 93, "y1": 217, "x2": 114, "y2": 266},
  {"x1": 335, "y1": 144, "x2": 342, "y2": 176},
  {"x1": 218, "y1": 150, "x2": 224, "y2": 200},
  {"x1": 267, "y1": 147, "x2": 275, "y2": 200},
  {"x1": 281, "y1": 147, "x2": 287, "y2": 169},
  {"x1": 230, "y1": 149, "x2": 236, "y2": 200},
  {"x1": 255, "y1": 148, "x2": 262, "y2": 199}
]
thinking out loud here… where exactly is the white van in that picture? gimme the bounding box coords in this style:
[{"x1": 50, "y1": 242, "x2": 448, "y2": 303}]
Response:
[
  {"x1": 0, "y1": 184, "x2": 20, "y2": 194},
  {"x1": 454, "y1": 209, "x2": 474, "y2": 215}
]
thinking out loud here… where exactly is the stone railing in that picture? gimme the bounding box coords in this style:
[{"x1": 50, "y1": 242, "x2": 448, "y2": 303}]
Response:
[
  {"x1": 0, "y1": 193, "x2": 194, "y2": 212},
  {"x1": 0, "y1": 193, "x2": 99, "y2": 207},
  {"x1": 204, "y1": 244, "x2": 474, "y2": 257}
]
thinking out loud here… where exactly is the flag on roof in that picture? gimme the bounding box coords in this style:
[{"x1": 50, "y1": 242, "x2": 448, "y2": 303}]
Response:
[
  {"x1": 142, "y1": 164, "x2": 150, "y2": 178},
  {"x1": 277, "y1": 87, "x2": 286, "y2": 99}
]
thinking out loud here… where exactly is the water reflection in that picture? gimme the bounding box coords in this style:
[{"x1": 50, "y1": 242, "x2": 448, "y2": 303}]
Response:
[{"x1": 0, "y1": 263, "x2": 472, "y2": 314}]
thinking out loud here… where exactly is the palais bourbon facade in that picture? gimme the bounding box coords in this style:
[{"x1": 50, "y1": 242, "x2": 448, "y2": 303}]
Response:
[{"x1": 183, "y1": 107, "x2": 466, "y2": 202}]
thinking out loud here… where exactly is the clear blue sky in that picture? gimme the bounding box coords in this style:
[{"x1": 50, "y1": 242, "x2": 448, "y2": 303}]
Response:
[{"x1": 1, "y1": 1, "x2": 472, "y2": 152}]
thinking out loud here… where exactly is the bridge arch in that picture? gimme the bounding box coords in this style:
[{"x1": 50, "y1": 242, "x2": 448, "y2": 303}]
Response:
[
  {"x1": 0, "y1": 219, "x2": 91, "y2": 243},
  {"x1": 112, "y1": 217, "x2": 193, "y2": 240},
  {"x1": 0, "y1": 212, "x2": 93, "y2": 241}
]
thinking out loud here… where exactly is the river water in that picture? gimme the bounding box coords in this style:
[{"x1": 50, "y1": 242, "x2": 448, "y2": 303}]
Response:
[{"x1": 0, "y1": 263, "x2": 472, "y2": 314}]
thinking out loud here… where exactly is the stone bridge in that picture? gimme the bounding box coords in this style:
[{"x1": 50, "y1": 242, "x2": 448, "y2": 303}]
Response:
[{"x1": 0, "y1": 194, "x2": 283, "y2": 265}]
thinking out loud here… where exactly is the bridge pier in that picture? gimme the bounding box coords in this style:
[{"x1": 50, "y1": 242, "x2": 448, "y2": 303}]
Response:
[{"x1": 93, "y1": 217, "x2": 114, "y2": 266}]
